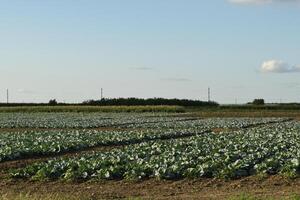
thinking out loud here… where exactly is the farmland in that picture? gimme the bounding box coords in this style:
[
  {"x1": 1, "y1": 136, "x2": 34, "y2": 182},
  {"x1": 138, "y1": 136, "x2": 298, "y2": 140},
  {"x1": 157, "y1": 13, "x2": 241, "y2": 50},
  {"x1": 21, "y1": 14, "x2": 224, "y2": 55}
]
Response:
[
  {"x1": 1, "y1": 110, "x2": 300, "y2": 199},
  {"x1": 0, "y1": 105, "x2": 185, "y2": 113}
]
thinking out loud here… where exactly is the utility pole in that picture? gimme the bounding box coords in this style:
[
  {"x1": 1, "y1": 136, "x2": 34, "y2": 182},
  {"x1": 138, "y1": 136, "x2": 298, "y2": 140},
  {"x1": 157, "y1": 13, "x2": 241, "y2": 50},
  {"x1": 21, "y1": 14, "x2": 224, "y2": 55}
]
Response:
[
  {"x1": 6, "y1": 89, "x2": 9, "y2": 104},
  {"x1": 208, "y1": 87, "x2": 211, "y2": 102},
  {"x1": 101, "y1": 88, "x2": 103, "y2": 100}
]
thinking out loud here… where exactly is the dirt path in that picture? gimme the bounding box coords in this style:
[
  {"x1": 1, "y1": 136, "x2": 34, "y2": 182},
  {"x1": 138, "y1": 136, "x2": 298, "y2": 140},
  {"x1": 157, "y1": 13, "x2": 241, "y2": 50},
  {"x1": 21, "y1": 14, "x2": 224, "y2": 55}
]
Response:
[{"x1": 0, "y1": 176, "x2": 299, "y2": 199}]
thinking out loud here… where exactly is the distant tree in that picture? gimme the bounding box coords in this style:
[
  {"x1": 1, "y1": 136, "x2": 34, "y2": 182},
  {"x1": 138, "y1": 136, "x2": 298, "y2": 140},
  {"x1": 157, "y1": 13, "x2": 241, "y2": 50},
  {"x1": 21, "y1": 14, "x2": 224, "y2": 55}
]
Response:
[
  {"x1": 48, "y1": 99, "x2": 58, "y2": 106},
  {"x1": 252, "y1": 99, "x2": 265, "y2": 105},
  {"x1": 82, "y1": 98, "x2": 219, "y2": 107}
]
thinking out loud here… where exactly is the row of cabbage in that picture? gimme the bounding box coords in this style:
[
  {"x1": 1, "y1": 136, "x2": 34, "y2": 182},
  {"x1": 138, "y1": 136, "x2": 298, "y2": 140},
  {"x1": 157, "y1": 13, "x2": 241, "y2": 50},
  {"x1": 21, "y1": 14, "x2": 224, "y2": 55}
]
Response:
[
  {"x1": 0, "y1": 117, "x2": 289, "y2": 163},
  {"x1": 0, "y1": 113, "x2": 187, "y2": 129},
  {"x1": 10, "y1": 121, "x2": 300, "y2": 181},
  {"x1": 0, "y1": 113, "x2": 289, "y2": 129},
  {"x1": 124, "y1": 117, "x2": 288, "y2": 129},
  {"x1": 0, "y1": 127, "x2": 208, "y2": 163},
  {"x1": 0, "y1": 118, "x2": 288, "y2": 163}
]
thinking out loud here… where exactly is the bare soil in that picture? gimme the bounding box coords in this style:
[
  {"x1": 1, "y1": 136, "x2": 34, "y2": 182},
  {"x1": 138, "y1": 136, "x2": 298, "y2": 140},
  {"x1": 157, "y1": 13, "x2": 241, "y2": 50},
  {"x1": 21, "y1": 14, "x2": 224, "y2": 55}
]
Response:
[
  {"x1": 0, "y1": 176, "x2": 300, "y2": 199},
  {"x1": 188, "y1": 111, "x2": 300, "y2": 118}
]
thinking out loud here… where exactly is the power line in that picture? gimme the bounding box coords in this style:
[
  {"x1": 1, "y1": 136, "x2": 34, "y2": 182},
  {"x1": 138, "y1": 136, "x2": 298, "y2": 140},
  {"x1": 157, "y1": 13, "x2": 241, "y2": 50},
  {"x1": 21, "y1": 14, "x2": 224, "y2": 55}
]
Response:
[
  {"x1": 208, "y1": 87, "x2": 211, "y2": 102},
  {"x1": 6, "y1": 89, "x2": 9, "y2": 104}
]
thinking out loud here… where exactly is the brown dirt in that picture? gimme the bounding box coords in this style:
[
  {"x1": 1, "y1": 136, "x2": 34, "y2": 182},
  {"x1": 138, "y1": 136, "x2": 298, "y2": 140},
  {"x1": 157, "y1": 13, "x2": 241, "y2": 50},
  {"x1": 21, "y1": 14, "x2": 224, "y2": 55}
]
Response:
[
  {"x1": 187, "y1": 111, "x2": 300, "y2": 118},
  {"x1": 211, "y1": 128, "x2": 240, "y2": 133},
  {"x1": 0, "y1": 176, "x2": 299, "y2": 199}
]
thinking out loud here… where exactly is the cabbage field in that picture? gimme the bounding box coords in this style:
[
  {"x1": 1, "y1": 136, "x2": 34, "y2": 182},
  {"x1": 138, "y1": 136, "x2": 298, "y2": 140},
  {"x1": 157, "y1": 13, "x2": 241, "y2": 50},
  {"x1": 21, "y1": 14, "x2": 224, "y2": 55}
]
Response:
[{"x1": 0, "y1": 112, "x2": 299, "y2": 181}]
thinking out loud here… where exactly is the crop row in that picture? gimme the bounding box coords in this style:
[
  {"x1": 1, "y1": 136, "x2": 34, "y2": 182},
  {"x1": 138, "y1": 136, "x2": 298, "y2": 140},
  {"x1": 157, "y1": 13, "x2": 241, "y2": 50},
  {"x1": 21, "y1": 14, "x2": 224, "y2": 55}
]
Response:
[
  {"x1": 0, "y1": 112, "x2": 287, "y2": 129},
  {"x1": 10, "y1": 121, "x2": 300, "y2": 180},
  {"x1": 0, "y1": 118, "x2": 288, "y2": 163},
  {"x1": 0, "y1": 117, "x2": 288, "y2": 163},
  {"x1": 0, "y1": 113, "x2": 286, "y2": 129},
  {"x1": 0, "y1": 113, "x2": 189, "y2": 129},
  {"x1": 124, "y1": 117, "x2": 288, "y2": 129},
  {"x1": 0, "y1": 105, "x2": 185, "y2": 113},
  {"x1": 0, "y1": 127, "x2": 207, "y2": 163}
]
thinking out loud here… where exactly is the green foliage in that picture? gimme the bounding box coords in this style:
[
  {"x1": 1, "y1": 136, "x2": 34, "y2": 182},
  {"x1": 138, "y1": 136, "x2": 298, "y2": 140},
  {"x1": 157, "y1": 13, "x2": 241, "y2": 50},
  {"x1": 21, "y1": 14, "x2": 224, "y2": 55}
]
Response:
[
  {"x1": 9, "y1": 120, "x2": 300, "y2": 181},
  {"x1": 0, "y1": 114, "x2": 285, "y2": 163},
  {"x1": 0, "y1": 113, "x2": 284, "y2": 129},
  {"x1": 288, "y1": 194, "x2": 300, "y2": 200},
  {"x1": 82, "y1": 97, "x2": 219, "y2": 107},
  {"x1": 0, "y1": 105, "x2": 185, "y2": 113},
  {"x1": 229, "y1": 193, "x2": 260, "y2": 200},
  {"x1": 48, "y1": 99, "x2": 58, "y2": 106},
  {"x1": 252, "y1": 99, "x2": 265, "y2": 105}
]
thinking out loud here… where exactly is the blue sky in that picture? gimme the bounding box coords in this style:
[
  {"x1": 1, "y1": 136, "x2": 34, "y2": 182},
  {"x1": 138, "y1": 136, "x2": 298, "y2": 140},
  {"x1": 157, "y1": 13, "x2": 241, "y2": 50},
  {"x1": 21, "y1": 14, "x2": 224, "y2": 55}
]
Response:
[{"x1": 1, "y1": 0, "x2": 300, "y2": 104}]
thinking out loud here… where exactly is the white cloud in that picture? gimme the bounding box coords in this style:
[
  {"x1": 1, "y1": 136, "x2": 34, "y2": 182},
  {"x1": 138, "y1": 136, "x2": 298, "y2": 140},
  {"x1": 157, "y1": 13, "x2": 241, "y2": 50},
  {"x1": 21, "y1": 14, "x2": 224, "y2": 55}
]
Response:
[
  {"x1": 260, "y1": 60, "x2": 300, "y2": 73},
  {"x1": 229, "y1": 0, "x2": 300, "y2": 5}
]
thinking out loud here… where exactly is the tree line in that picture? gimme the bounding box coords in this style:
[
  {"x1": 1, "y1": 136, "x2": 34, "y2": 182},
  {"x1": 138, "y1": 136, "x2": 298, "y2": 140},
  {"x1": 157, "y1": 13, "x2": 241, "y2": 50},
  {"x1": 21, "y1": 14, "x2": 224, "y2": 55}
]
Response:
[
  {"x1": 0, "y1": 98, "x2": 219, "y2": 107},
  {"x1": 82, "y1": 98, "x2": 219, "y2": 107}
]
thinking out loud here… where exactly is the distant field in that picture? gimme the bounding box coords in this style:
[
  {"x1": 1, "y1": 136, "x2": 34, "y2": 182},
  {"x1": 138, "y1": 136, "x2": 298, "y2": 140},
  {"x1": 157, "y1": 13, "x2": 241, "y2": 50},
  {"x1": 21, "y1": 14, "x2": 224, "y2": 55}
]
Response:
[
  {"x1": 0, "y1": 105, "x2": 185, "y2": 113},
  {"x1": 1, "y1": 105, "x2": 300, "y2": 118},
  {"x1": 184, "y1": 106, "x2": 300, "y2": 118}
]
